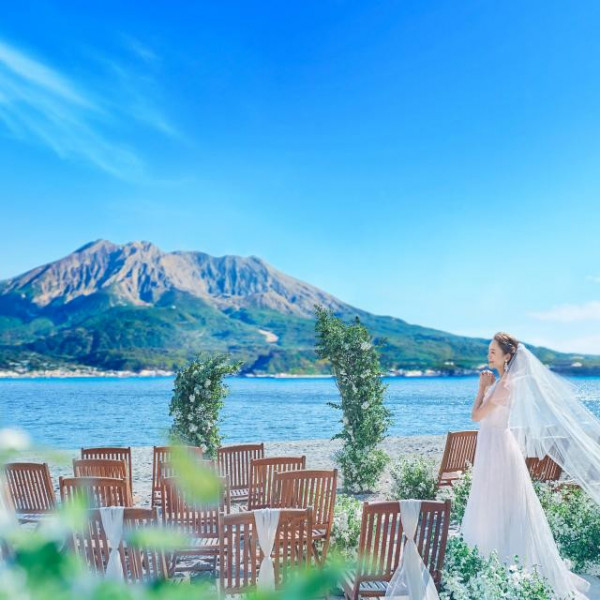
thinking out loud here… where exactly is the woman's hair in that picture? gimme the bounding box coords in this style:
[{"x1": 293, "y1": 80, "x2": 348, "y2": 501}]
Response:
[{"x1": 493, "y1": 332, "x2": 519, "y2": 367}]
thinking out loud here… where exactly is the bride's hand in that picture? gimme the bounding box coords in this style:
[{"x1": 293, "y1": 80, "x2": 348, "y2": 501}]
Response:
[{"x1": 479, "y1": 370, "x2": 495, "y2": 391}]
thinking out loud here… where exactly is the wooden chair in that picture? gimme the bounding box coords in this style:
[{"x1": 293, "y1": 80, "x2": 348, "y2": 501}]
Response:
[
  {"x1": 161, "y1": 475, "x2": 231, "y2": 573},
  {"x1": 526, "y1": 455, "x2": 563, "y2": 482},
  {"x1": 59, "y1": 477, "x2": 131, "y2": 508},
  {"x1": 219, "y1": 508, "x2": 314, "y2": 596},
  {"x1": 121, "y1": 508, "x2": 170, "y2": 583},
  {"x1": 217, "y1": 443, "x2": 265, "y2": 504},
  {"x1": 342, "y1": 499, "x2": 452, "y2": 599},
  {"x1": 3, "y1": 462, "x2": 57, "y2": 523},
  {"x1": 73, "y1": 459, "x2": 132, "y2": 506},
  {"x1": 152, "y1": 445, "x2": 204, "y2": 507},
  {"x1": 272, "y1": 469, "x2": 337, "y2": 564},
  {"x1": 247, "y1": 456, "x2": 306, "y2": 510},
  {"x1": 71, "y1": 508, "x2": 169, "y2": 582},
  {"x1": 160, "y1": 458, "x2": 218, "y2": 482},
  {"x1": 437, "y1": 431, "x2": 478, "y2": 487},
  {"x1": 81, "y1": 447, "x2": 133, "y2": 497}
]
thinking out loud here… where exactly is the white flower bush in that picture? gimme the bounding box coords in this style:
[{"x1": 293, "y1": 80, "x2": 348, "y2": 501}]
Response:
[
  {"x1": 329, "y1": 494, "x2": 363, "y2": 560},
  {"x1": 390, "y1": 455, "x2": 438, "y2": 500},
  {"x1": 315, "y1": 306, "x2": 392, "y2": 492},
  {"x1": 440, "y1": 537, "x2": 553, "y2": 600},
  {"x1": 169, "y1": 353, "x2": 242, "y2": 457},
  {"x1": 534, "y1": 481, "x2": 600, "y2": 575}
]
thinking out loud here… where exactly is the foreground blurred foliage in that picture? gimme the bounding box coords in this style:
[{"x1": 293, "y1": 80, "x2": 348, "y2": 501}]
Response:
[{"x1": 0, "y1": 429, "x2": 343, "y2": 599}]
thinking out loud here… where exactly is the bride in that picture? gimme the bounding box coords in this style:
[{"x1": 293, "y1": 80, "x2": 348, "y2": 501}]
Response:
[{"x1": 461, "y1": 332, "x2": 595, "y2": 599}]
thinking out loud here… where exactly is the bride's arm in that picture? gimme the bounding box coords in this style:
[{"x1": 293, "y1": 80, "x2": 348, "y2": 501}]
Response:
[{"x1": 471, "y1": 371, "x2": 495, "y2": 422}]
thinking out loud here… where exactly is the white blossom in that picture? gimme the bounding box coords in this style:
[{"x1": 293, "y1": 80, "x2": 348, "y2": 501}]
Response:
[
  {"x1": 0, "y1": 428, "x2": 30, "y2": 451},
  {"x1": 360, "y1": 341, "x2": 372, "y2": 351},
  {"x1": 361, "y1": 401, "x2": 369, "y2": 410},
  {"x1": 204, "y1": 379, "x2": 211, "y2": 388}
]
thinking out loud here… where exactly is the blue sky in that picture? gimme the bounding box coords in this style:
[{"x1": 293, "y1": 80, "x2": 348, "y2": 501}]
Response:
[{"x1": 1, "y1": 1, "x2": 600, "y2": 354}]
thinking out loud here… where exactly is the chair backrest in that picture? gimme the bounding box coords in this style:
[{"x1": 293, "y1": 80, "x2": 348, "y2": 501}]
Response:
[
  {"x1": 161, "y1": 476, "x2": 230, "y2": 538},
  {"x1": 3, "y1": 462, "x2": 56, "y2": 514},
  {"x1": 526, "y1": 455, "x2": 563, "y2": 481},
  {"x1": 160, "y1": 458, "x2": 217, "y2": 483},
  {"x1": 248, "y1": 456, "x2": 306, "y2": 510},
  {"x1": 121, "y1": 508, "x2": 169, "y2": 583},
  {"x1": 355, "y1": 500, "x2": 451, "y2": 589},
  {"x1": 73, "y1": 459, "x2": 132, "y2": 505},
  {"x1": 59, "y1": 477, "x2": 131, "y2": 508},
  {"x1": 71, "y1": 508, "x2": 168, "y2": 582},
  {"x1": 272, "y1": 469, "x2": 337, "y2": 534},
  {"x1": 217, "y1": 443, "x2": 265, "y2": 492},
  {"x1": 437, "y1": 431, "x2": 478, "y2": 486},
  {"x1": 73, "y1": 458, "x2": 127, "y2": 480},
  {"x1": 219, "y1": 508, "x2": 313, "y2": 594},
  {"x1": 151, "y1": 445, "x2": 204, "y2": 507},
  {"x1": 81, "y1": 447, "x2": 132, "y2": 493}
]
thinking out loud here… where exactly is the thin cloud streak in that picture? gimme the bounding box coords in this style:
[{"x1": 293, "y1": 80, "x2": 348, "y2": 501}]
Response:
[
  {"x1": 529, "y1": 301, "x2": 600, "y2": 323},
  {"x1": 0, "y1": 37, "x2": 173, "y2": 180}
]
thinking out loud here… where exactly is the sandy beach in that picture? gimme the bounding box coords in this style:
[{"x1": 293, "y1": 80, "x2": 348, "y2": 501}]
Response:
[{"x1": 20, "y1": 435, "x2": 446, "y2": 505}]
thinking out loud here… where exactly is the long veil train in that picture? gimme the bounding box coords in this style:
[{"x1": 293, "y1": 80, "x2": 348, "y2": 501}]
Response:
[{"x1": 509, "y1": 343, "x2": 600, "y2": 504}]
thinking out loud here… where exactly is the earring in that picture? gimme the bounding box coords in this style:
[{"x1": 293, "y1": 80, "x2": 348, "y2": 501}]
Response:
[{"x1": 504, "y1": 359, "x2": 509, "y2": 371}]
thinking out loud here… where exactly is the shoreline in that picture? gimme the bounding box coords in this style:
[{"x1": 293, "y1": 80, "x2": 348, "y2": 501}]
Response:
[
  {"x1": 0, "y1": 369, "x2": 484, "y2": 380},
  {"x1": 1, "y1": 368, "x2": 596, "y2": 380}
]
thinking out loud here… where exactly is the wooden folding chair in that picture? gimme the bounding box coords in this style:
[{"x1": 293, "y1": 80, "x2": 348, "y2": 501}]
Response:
[
  {"x1": 342, "y1": 499, "x2": 452, "y2": 599},
  {"x1": 81, "y1": 447, "x2": 133, "y2": 497},
  {"x1": 526, "y1": 455, "x2": 563, "y2": 482},
  {"x1": 218, "y1": 508, "x2": 314, "y2": 596},
  {"x1": 121, "y1": 508, "x2": 170, "y2": 583},
  {"x1": 70, "y1": 507, "x2": 169, "y2": 582},
  {"x1": 437, "y1": 431, "x2": 478, "y2": 487},
  {"x1": 3, "y1": 462, "x2": 57, "y2": 523},
  {"x1": 151, "y1": 445, "x2": 204, "y2": 507},
  {"x1": 272, "y1": 468, "x2": 337, "y2": 564},
  {"x1": 247, "y1": 456, "x2": 306, "y2": 510},
  {"x1": 73, "y1": 459, "x2": 132, "y2": 506},
  {"x1": 217, "y1": 443, "x2": 265, "y2": 504},
  {"x1": 161, "y1": 475, "x2": 230, "y2": 573},
  {"x1": 60, "y1": 477, "x2": 131, "y2": 508}
]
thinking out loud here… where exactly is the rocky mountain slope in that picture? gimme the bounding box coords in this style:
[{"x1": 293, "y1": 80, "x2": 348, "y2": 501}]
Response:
[{"x1": 0, "y1": 240, "x2": 595, "y2": 375}]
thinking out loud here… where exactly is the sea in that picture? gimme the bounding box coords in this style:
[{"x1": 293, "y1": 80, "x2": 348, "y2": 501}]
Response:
[{"x1": 1, "y1": 376, "x2": 600, "y2": 449}]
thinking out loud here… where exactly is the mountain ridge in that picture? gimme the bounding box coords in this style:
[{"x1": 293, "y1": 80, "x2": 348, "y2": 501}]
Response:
[{"x1": 0, "y1": 240, "x2": 597, "y2": 375}]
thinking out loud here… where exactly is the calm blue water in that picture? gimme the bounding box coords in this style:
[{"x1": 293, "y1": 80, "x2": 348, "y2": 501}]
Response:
[{"x1": 1, "y1": 376, "x2": 599, "y2": 449}]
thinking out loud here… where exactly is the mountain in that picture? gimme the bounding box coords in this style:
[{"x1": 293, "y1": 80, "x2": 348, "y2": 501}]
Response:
[{"x1": 0, "y1": 240, "x2": 597, "y2": 375}]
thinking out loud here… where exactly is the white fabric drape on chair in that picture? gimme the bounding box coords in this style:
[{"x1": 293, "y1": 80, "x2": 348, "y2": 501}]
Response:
[
  {"x1": 385, "y1": 500, "x2": 439, "y2": 600},
  {"x1": 99, "y1": 507, "x2": 125, "y2": 580},
  {"x1": 254, "y1": 508, "x2": 281, "y2": 590}
]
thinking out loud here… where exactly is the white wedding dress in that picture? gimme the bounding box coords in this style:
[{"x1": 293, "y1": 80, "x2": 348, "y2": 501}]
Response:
[{"x1": 461, "y1": 377, "x2": 590, "y2": 599}]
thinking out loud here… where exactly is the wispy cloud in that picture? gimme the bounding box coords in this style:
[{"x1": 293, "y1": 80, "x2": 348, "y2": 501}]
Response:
[
  {"x1": 587, "y1": 275, "x2": 600, "y2": 284},
  {"x1": 527, "y1": 333, "x2": 600, "y2": 355},
  {"x1": 529, "y1": 301, "x2": 600, "y2": 322},
  {"x1": 121, "y1": 35, "x2": 159, "y2": 64},
  {"x1": 0, "y1": 38, "x2": 174, "y2": 180}
]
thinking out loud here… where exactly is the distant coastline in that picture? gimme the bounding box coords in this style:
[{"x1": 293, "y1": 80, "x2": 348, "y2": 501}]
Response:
[
  {"x1": 0, "y1": 367, "x2": 478, "y2": 379},
  {"x1": 2, "y1": 366, "x2": 596, "y2": 379}
]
